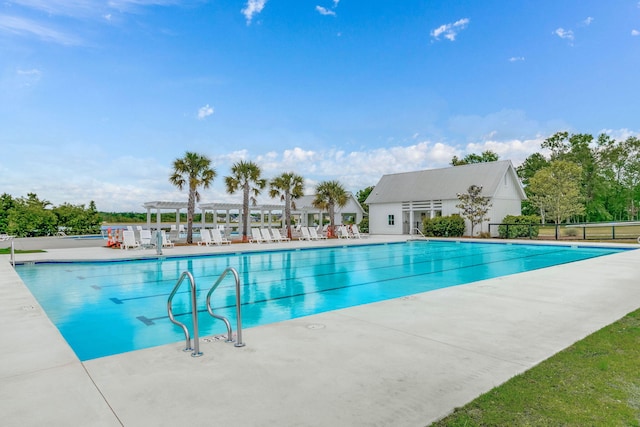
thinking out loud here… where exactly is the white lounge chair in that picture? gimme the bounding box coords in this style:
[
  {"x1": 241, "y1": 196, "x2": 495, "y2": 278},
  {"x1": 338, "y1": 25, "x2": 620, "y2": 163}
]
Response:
[
  {"x1": 139, "y1": 229, "x2": 154, "y2": 247},
  {"x1": 250, "y1": 228, "x2": 265, "y2": 243},
  {"x1": 271, "y1": 228, "x2": 290, "y2": 242},
  {"x1": 161, "y1": 230, "x2": 174, "y2": 248},
  {"x1": 0, "y1": 234, "x2": 15, "y2": 241},
  {"x1": 211, "y1": 229, "x2": 231, "y2": 245},
  {"x1": 198, "y1": 229, "x2": 214, "y2": 246},
  {"x1": 260, "y1": 228, "x2": 275, "y2": 243},
  {"x1": 309, "y1": 227, "x2": 327, "y2": 240},
  {"x1": 299, "y1": 227, "x2": 312, "y2": 241},
  {"x1": 121, "y1": 230, "x2": 140, "y2": 250},
  {"x1": 337, "y1": 225, "x2": 351, "y2": 239},
  {"x1": 351, "y1": 224, "x2": 366, "y2": 239}
]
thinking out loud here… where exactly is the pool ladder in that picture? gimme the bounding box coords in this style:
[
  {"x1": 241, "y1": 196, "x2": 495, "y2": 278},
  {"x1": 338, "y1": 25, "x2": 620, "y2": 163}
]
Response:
[{"x1": 167, "y1": 267, "x2": 245, "y2": 357}]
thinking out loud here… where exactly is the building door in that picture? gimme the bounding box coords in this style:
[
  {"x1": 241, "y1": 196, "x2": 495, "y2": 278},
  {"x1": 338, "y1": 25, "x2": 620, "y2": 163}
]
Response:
[{"x1": 403, "y1": 212, "x2": 410, "y2": 234}]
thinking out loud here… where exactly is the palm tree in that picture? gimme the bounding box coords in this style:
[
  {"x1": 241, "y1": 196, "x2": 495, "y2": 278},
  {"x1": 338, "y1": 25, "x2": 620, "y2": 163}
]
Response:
[
  {"x1": 269, "y1": 172, "x2": 305, "y2": 239},
  {"x1": 169, "y1": 152, "x2": 217, "y2": 244},
  {"x1": 225, "y1": 160, "x2": 266, "y2": 242},
  {"x1": 312, "y1": 180, "x2": 348, "y2": 238}
]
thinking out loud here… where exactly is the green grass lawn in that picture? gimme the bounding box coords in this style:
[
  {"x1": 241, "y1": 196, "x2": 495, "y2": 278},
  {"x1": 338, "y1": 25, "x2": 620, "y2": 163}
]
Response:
[
  {"x1": 538, "y1": 224, "x2": 640, "y2": 241},
  {"x1": 0, "y1": 248, "x2": 44, "y2": 254},
  {"x1": 430, "y1": 309, "x2": 640, "y2": 426}
]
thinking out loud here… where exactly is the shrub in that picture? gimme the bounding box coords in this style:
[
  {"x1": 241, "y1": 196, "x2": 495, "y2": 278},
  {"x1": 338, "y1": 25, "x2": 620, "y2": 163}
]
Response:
[
  {"x1": 423, "y1": 214, "x2": 465, "y2": 237},
  {"x1": 563, "y1": 227, "x2": 579, "y2": 237},
  {"x1": 358, "y1": 217, "x2": 369, "y2": 233},
  {"x1": 498, "y1": 215, "x2": 540, "y2": 239}
]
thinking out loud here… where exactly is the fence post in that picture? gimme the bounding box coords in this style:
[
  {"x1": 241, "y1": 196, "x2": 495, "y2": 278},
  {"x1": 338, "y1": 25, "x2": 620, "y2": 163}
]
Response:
[{"x1": 555, "y1": 224, "x2": 559, "y2": 240}]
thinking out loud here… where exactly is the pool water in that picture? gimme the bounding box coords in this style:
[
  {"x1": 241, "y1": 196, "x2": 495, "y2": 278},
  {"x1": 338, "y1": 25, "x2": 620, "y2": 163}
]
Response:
[{"x1": 16, "y1": 241, "x2": 628, "y2": 361}]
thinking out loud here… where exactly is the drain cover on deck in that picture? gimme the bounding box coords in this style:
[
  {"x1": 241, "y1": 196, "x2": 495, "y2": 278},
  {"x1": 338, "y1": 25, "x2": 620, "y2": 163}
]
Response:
[{"x1": 306, "y1": 323, "x2": 326, "y2": 330}]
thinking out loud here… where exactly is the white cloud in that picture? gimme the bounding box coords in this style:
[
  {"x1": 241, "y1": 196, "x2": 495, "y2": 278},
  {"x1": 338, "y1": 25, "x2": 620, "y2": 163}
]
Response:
[
  {"x1": 333, "y1": 0, "x2": 340, "y2": 7},
  {"x1": 554, "y1": 27, "x2": 574, "y2": 42},
  {"x1": 599, "y1": 128, "x2": 639, "y2": 141},
  {"x1": 10, "y1": 0, "x2": 182, "y2": 18},
  {"x1": 431, "y1": 18, "x2": 470, "y2": 41},
  {"x1": 8, "y1": 125, "x2": 637, "y2": 211},
  {"x1": 465, "y1": 138, "x2": 547, "y2": 166},
  {"x1": 0, "y1": 14, "x2": 80, "y2": 45},
  {"x1": 632, "y1": 29, "x2": 640, "y2": 36},
  {"x1": 197, "y1": 104, "x2": 214, "y2": 119},
  {"x1": 583, "y1": 17, "x2": 594, "y2": 26},
  {"x1": 316, "y1": 6, "x2": 335, "y2": 16},
  {"x1": 2, "y1": 1, "x2": 188, "y2": 44},
  {"x1": 16, "y1": 68, "x2": 42, "y2": 87},
  {"x1": 242, "y1": 0, "x2": 267, "y2": 25},
  {"x1": 509, "y1": 56, "x2": 525, "y2": 62}
]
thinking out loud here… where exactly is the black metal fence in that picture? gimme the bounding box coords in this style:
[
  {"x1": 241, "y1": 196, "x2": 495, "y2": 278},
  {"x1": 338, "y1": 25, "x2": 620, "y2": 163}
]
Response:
[{"x1": 489, "y1": 222, "x2": 640, "y2": 241}]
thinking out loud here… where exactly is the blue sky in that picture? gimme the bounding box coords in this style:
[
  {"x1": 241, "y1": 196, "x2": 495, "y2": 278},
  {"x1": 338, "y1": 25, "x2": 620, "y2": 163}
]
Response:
[{"x1": 1, "y1": 0, "x2": 639, "y2": 212}]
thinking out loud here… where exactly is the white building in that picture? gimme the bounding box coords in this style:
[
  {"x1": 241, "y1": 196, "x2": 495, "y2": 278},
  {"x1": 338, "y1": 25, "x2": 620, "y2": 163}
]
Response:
[
  {"x1": 292, "y1": 193, "x2": 366, "y2": 228},
  {"x1": 365, "y1": 160, "x2": 526, "y2": 236}
]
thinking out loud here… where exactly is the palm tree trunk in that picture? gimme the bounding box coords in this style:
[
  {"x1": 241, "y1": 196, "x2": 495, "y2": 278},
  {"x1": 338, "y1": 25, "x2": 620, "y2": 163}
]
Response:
[
  {"x1": 285, "y1": 192, "x2": 292, "y2": 239},
  {"x1": 328, "y1": 204, "x2": 335, "y2": 238},
  {"x1": 187, "y1": 188, "x2": 195, "y2": 244},
  {"x1": 242, "y1": 182, "x2": 250, "y2": 243}
]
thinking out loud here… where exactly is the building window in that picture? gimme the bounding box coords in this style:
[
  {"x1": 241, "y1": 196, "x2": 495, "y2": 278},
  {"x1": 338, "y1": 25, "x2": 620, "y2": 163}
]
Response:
[{"x1": 388, "y1": 215, "x2": 395, "y2": 225}]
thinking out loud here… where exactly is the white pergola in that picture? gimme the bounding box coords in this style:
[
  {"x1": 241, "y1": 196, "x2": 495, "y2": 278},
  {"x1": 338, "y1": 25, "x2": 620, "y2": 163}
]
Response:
[
  {"x1": 198, "y1": 202, "x2": 285, "y2": 235},
  {"x1": 142, "y1": 201, "x2": 189, "y2": 232}
]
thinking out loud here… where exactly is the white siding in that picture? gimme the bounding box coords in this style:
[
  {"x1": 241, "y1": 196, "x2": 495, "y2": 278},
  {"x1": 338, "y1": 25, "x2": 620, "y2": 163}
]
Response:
[
  {"x1": 369, "y1": 203, "x2": 403, "y2": 235},
  {"x1": 366, "y1": 162, "x2": 525, "y2": 236}
]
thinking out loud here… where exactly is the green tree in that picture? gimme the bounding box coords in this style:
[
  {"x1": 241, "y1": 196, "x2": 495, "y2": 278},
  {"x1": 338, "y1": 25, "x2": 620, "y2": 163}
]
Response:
[
  {"x1": 53, "y1": 201, "x2": 101, "y2": 234},
  {"x1": 7, "y1": 193, "x2": 57, "y2": 237},
  {"x1": 456, "y1": 185, "x2": 492, "y2": 236},
  {"x1": 0, "y1": 193, "x2": 15, "y2": 233},
  {"x1": 598, "y1": 134, "x2": 640, "y2": 220},
  {"x1": 529, "y1": 160, "x2": 585, "y2": 224},
  {"x1": 225, "y1": 160, "x2": 266, "y2": 242},
  {"x1": 312, "y1": 180, "x2": 348, "y2": 237},
  {"x1": 517, "y1": 153, "x2": 549, "y2": 187},
  {"x1": 541, "y1": 132, "x2": 604, "y2": 221},
  {"x1": 269, "y1": 172, "x2": 305, "y2": 239},
  {"x1": 169, "y1": 152, "x2": 217, "y2": 244},
  {"x1": 517, "y1": 152, "x2": 551, "y2": 216},
  {"x1": 355, "y1": 186, "x2": 374, "y2": 214},
  {"x1": 451, "y1": 150, "x2": 499, "y2": 166}
]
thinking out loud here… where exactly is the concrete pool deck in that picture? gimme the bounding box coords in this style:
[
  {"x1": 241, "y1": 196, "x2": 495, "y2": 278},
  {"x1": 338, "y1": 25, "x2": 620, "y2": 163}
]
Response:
[{"x1": 1, "y1": 236, "x2": 639, "y2": 426}]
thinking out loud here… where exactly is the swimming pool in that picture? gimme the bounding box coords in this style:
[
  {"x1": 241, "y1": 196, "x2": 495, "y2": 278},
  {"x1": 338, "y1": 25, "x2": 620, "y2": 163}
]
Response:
[{"x1": 16, "y1": 241, "x2": 628, "y2": 361}]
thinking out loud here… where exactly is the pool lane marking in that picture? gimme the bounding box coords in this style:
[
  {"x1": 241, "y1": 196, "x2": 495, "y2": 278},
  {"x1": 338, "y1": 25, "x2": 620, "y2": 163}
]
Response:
[
  {"x1": 119, "y1": 245, "x2": 601, "y2": 306},
  {"x1": 110, "y1": 245, "x2": 523, "y2": 304},
  {"x1": 106, "y1": 243, "x2": 523, "y2": 297},
  {"x1": 135, "y1": 247, "x2": 591, "y2": 326}
]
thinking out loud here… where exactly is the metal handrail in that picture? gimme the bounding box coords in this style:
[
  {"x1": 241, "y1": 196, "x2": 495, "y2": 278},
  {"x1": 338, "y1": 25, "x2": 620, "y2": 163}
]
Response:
[
  {"x1": 413, "y1": 227, "x2": 427, "y2": 238},
  {"x1": 10, "y1": 241, "x2": 15, "y2": 267},
  {"x1": 206, "y1": 267, "x2": 245, "y2": 347},
  {"x1": 167, "y1": 271, "x2": 202, "y2": 357}
]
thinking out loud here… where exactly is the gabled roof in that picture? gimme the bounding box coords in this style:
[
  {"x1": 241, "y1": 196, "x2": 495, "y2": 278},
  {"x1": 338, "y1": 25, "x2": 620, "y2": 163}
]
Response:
[
  {"x1": 365, "y1": 160, "x2": 525, "y2": 204},
  {"x1": 293, "y1": 193, "x2": 364, "y2": 213},
  {"x1": 143, "y1": 201, "x2": 189, "y2": 210}
]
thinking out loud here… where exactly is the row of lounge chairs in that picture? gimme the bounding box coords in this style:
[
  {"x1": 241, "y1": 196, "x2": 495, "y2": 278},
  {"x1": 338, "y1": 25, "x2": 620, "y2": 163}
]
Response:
[
  {"x1": 250, "y1": 228, "x2": 291, "y2": 243},
  {"x1": 298, "y1": 226, "x2": 327, "y2": 241},
  {"x1": 121, "y1": 229, "x2": 174, "y2": 250},
  {"x1": 198, "y1": 228, "x2": 231, "y2": 246},
  {"x1": 298, "y1": 225, "x2": 366, "y2": 240},
  {"x1": 336, "y1": 224, "x2": 366, "y2": 239}
]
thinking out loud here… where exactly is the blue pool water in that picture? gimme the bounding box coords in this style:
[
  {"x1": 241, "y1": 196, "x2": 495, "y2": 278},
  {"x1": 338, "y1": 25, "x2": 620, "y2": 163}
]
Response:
[{"x1": 16, "y1": 241, "x2": 628, "y2": 361}]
